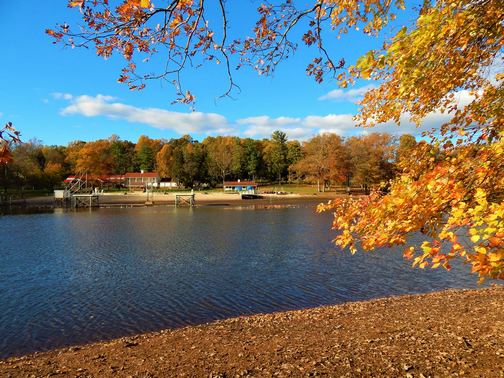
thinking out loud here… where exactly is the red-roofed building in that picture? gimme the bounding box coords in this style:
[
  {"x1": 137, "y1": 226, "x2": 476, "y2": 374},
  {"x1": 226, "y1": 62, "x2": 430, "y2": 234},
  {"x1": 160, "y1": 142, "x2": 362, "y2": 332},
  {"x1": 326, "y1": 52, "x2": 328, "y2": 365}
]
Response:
[{"x1": 124, "y1": 171, "x2": 160, "y2": 189}]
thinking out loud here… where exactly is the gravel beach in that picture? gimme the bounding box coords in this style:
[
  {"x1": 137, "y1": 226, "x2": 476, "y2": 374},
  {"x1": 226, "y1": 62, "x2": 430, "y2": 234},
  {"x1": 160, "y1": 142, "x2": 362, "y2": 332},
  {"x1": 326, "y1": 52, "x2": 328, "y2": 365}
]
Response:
[{"x1": 1, "y1": 286, "x2": 502, "y2": 377}]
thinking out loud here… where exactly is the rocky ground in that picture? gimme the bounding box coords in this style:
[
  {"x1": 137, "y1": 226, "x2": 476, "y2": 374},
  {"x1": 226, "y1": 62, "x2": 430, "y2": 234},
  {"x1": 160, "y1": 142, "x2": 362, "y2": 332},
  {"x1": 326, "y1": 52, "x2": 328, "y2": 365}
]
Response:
[{"x1": 1, "y1": 286, "x2": 503, "y2": 377}]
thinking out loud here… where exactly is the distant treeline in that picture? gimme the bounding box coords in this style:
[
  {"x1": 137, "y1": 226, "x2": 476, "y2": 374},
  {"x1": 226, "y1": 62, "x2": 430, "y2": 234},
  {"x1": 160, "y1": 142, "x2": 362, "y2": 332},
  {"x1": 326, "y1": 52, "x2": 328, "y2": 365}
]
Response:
[{"x1": 1, "y1": 131, "x2": 417, "y2": 192}]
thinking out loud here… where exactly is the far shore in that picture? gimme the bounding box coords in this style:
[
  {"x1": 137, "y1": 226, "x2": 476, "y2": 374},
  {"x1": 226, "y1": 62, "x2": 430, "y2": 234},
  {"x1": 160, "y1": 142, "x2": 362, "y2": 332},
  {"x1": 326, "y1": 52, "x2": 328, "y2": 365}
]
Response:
[
  {"x1": 1, "y1": 286, "x2": 502, "y2": 377},
  {"x1": 6, "y1": 191, "x2": 343, "y2": 209}
]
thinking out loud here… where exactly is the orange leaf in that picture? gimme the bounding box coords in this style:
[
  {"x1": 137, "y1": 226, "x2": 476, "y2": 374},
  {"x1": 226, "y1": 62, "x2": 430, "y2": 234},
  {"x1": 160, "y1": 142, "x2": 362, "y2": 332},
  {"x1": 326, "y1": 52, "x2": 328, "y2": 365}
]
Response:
[{"x1": 68, "y1": 0, "x2": 84, "y2": 7}]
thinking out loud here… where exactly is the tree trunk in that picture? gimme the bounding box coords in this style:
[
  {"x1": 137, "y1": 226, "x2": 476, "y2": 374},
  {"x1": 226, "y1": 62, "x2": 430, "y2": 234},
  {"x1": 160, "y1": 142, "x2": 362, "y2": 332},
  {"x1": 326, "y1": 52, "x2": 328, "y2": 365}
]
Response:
[{"x1": 3, "y1": 164, "x2": 8, "y2": 194}]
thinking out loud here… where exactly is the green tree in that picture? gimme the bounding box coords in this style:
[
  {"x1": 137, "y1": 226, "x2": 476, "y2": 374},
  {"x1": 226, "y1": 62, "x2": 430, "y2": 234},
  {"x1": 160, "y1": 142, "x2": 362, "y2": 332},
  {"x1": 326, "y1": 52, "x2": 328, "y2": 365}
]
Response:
[
  {"x1": 241, "y1": 138, "x2": 263, "y2": 181},
  {"x1": 110, "y1": 136, "x2": 135, "y2": 174},
  {"x1": 268, "y1": 131, "x2": 289, "y2": 184},
  {"x1": 286, "y1": 140, "x2": 302, "y2": 182},
  {"x1": 134, "y1": 135, "x2": 162, "y2": 172},
  {"x1": 180, "y1": 142, "x2": 206, "y2": 188},
  {"x1": 11, "y1": 140, "x2": 46, "y2": 190}
]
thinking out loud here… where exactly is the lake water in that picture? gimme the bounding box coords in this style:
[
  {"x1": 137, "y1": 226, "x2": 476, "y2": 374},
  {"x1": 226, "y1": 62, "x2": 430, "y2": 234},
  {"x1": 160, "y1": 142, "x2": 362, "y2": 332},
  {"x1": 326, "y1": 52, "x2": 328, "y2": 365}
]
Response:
[{"x1": 0, "y1": 205, "x2": 484, "y2": 358}]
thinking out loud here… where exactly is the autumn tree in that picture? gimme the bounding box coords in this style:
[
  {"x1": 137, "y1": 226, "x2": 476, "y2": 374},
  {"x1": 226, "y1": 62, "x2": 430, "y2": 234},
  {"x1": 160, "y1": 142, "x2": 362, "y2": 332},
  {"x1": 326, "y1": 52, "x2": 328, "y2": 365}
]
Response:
[
  {"x1": 396, "y1": 134, "x2": 417, "y2": 165},
  {"x1": 345, "y1": 133, "x2": 395, "y2": 194},
  {"x1": 204, "y1": 136, "x2": 241, "y2": 187},
  {"x1": 49, "y1": 0, "x2": 503, "y2": 279},
  {"x1": 0, "y1": 122, "x2": 21, "y2": 165},
  {"x1": 74, "y1": 139, "x2": 115, "y2": 175},
  {"x1": 317, "y1": 1, "x2": 504, "y2": 281},
  {"x1": 0, "y1": 122, "x2": 21, "y2": 193},
  {"x1": 65, "y1": 140, "x2": 86, "y2": 173},
  {"x1": 42, "y1": 145, "x2": 69, "y2": 189},
  {"x1": 292, "y1": 133, "x2": 346, "y2": 192},
  {"x1": 156, "y1": 144, "x2": 176, "y2": 180},
  {"x1": 47, "y1": 0, "x2": 405, "y2": 102}
]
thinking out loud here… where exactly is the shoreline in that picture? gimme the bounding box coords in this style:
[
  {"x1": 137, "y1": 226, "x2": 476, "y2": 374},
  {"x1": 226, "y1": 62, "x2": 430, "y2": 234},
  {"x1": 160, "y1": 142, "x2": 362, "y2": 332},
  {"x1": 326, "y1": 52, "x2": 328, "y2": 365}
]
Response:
[
  {"x1": 1, "y1": 286, "x2": 502, "y2": 377},
  {"x1": 4, "y1": 191, "x2": 341, "y2": 210}
]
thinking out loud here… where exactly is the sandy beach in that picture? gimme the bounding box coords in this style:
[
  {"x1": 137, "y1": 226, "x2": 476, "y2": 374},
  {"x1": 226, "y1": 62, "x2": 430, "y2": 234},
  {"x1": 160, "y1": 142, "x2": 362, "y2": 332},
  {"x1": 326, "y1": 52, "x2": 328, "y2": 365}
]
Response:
[{"x1": 1, "y1": 286, "x2": 502, "y2": 377}]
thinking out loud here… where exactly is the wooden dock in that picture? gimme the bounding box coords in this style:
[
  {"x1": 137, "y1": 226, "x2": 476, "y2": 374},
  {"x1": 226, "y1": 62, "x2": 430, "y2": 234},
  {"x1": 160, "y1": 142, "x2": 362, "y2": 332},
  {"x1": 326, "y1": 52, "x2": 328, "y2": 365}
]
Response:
[
  {"x1": 71, "y1": 194, "x2": 100, "y2": 208},
  {"x1": 175, "y1": 194, "x2": 195, "y2": 207}
]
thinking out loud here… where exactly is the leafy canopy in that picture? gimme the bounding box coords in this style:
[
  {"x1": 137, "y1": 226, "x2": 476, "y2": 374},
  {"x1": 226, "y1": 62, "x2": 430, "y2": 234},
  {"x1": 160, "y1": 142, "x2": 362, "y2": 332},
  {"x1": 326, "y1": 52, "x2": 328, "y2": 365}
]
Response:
[{"x1": 318, "y1": 0, "x2": 503, "y2": 281}]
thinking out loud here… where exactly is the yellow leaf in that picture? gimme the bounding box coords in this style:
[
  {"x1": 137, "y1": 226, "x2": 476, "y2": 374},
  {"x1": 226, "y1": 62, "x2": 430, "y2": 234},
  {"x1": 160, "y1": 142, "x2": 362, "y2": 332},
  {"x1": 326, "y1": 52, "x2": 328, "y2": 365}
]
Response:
[
  {"x1": 489, "y1": 253, "x2": 502, "y2": 262},
  {"x1": 470, "y1": 234, "x2": 480, "y2": 243},
  {"x1": 140, "y1": 0, "x2": 151, "y2": 8}
]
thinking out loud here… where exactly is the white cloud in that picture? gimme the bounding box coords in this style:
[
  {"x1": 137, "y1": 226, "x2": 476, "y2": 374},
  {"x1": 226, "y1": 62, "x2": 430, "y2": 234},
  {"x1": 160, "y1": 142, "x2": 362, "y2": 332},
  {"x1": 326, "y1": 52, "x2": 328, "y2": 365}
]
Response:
[
  {"x1": 239, "y1": 114, "x2": 358, "y2": 139},
  {"x1": 241, "y1": 125, "x2": 279, "y2": 138},
  {"x1": 304, "y1": 114, "x2": 356, "y2": 133},
  {"x1": 52, "y1": 92, "x2": 74, "y2": 100},
  {"x1": 59, "y1": 94, "x2": 229, "y2": 134},
  {"x1": 208, "y1": 127, "x2": 236, "y2": 135},
  {"x1": 318, "y1": 84, "x2": 376, "y2": 102},
  {"x1": 451, "y1": 89, "x2": 477, "y2": 108},
  {"x1": 237, "y1": 116, "x2": 302, "y2": 128},
  {"x1": 238, "y1": 116, "x2": 312, "y2": 140},
  {"x1": 55, "y1": 89, "x2": 477, "y2": 140}
]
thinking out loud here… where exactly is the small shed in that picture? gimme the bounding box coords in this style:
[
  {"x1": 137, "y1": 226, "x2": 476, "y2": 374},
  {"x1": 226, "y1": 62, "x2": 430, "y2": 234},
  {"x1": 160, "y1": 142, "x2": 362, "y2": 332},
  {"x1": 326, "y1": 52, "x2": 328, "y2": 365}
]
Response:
[{"x1": 159, "y1": 178, "x2": 178, "y2": 189}]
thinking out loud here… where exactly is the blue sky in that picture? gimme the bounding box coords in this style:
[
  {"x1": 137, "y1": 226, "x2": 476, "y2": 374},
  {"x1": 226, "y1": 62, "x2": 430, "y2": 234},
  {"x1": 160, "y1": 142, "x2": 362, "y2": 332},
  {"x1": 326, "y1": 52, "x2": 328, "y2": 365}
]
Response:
[{"x1": 0, "y1": 1, "x2": 441, "y2": 145}]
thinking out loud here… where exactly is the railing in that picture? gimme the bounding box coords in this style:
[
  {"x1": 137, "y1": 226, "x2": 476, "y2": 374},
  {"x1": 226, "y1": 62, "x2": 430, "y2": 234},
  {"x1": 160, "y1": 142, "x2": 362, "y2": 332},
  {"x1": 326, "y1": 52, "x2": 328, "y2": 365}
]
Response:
[{"x1": 64, "y1": 173, "x2": 89, "y2": 198}]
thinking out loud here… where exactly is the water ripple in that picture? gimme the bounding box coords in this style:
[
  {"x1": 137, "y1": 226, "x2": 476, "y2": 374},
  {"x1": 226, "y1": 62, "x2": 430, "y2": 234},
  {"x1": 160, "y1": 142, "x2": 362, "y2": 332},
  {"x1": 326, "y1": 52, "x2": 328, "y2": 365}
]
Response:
[{"x1": 0, "y1": 206, "x2": 490, "y2": 358}]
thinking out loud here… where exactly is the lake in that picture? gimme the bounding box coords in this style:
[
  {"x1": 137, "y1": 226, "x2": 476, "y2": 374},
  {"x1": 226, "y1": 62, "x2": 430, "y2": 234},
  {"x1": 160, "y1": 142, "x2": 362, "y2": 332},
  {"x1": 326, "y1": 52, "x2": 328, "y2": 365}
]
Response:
[{"x1": 0, "y1": 205, "x2": 483, "y2": 358}]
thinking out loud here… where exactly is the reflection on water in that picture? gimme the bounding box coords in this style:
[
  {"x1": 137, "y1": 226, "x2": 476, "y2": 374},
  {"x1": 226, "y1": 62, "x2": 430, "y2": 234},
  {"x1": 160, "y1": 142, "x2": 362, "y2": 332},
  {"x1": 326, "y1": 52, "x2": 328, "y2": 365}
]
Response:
[{"x1": 0, "y1": 207, "x2": 488, "y2": 358}]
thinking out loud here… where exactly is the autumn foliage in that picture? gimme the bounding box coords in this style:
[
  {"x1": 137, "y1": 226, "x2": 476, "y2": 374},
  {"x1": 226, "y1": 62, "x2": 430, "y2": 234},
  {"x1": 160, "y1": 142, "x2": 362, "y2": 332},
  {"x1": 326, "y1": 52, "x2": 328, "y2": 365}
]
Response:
[
  {"x1": 318, "y1": 0, "x2": 503, "y2": 281},
  {"x1": 0, "y1": 122, "x2": 21, "y2": 165},
  {"x1": 48, "y1": 0, "x2": 503, "y2": 280}
]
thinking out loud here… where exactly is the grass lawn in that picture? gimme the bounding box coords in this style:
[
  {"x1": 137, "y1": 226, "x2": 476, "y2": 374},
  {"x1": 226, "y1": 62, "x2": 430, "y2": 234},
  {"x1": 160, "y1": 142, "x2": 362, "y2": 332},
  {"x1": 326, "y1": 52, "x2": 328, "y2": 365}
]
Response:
[{"x1": 258, "y1": 184, "x2": 323, "y2": 195}]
